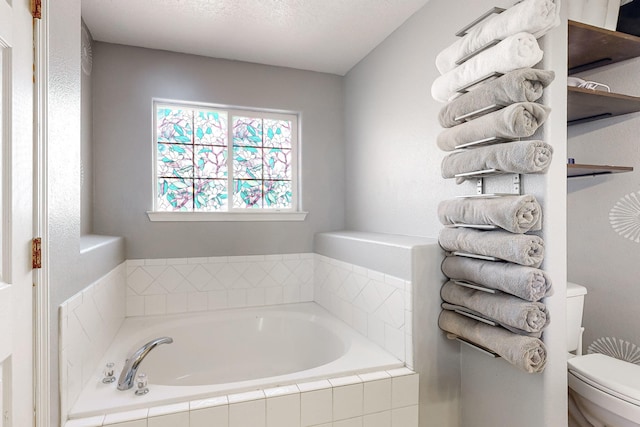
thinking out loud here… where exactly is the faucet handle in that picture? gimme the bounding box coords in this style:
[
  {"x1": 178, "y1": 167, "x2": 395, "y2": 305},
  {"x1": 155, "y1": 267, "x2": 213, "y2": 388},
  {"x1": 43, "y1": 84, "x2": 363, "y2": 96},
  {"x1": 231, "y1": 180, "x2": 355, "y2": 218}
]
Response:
[
  {"x1": 135, "y1": 372, "x2": 149, "y2": 396},
  {"x1": 102, "y1": 362, "x2": 116, "y2": 384}
]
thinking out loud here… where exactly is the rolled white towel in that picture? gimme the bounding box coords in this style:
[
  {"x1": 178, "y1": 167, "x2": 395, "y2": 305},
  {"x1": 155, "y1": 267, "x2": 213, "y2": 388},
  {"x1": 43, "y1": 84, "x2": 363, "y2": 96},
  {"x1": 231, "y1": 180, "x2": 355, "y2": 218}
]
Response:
[
  {"x1": 441, "y1": 281, "x2": 550, "y2": 337},
  {"x1": 431, "y1": 32, "x2": 543, "y2": 103},
  {"x1": 438, "y1": 195, "x2": 542, "y2": 234},
  {"x1": 438, "y1": 227, "x2": 545, "y2": 268},
  {"x1": 438, "y1": 310, "x2": 547, "y2": 373},
  {"x1": 436, "y1": 0, "x2": 561, "y2": 74}
]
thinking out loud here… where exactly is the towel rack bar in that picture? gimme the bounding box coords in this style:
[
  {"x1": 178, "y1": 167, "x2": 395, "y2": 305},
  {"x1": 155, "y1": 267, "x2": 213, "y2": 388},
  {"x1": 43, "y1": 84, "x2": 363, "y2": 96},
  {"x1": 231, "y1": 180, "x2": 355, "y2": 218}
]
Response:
[
  {"x1": 455, "y1": 7, "x2": 505, "y2": 37},
  {"x1": 454, "y1": 103, "x2": 505, "y2": 123},
  {"x1": 455, "y1": 168, "x2": 501, "y2": 179},
  {"x1": 452, "y1": 251, "x2": 501, "y2": 262},
  {"x1": 446, "y1": 223, "x2": 498, "y2": 230},
  {"x1": 446, "y1": 333, "x2": 500, "y2": 358},
  {"x1": 456, "y1": 193, "x2": 519, "y2": 199},
  {"x1": 455, "y1": 136, "x2": 517, "y2": 150},
  {"x1": 453, "y1": 309, "x2": 498, "y2": 326},
  {"x1": 456, "y1": 72, "x2": 503, "y2": 94},
  {"x1": 453, "y1": 280, "x2": 498, "y2": 294},
  {"x1": 455, "y1": 39, "x2": 501, "y2": 66}
]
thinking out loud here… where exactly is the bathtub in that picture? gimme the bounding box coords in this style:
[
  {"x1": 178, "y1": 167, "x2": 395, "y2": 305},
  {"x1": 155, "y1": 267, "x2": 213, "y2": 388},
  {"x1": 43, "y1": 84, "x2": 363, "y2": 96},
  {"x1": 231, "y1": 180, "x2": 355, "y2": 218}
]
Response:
[{"x1": 68, "y1": 302, "x2": 404, "y2": 419}]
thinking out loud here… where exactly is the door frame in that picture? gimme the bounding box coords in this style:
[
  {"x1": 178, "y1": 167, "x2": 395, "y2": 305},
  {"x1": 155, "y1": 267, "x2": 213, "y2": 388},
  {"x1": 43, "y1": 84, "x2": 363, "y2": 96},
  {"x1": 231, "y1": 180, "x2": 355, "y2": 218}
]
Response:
[{"x1": 33, "y1": 1, "x2": 51, "y2": 425}]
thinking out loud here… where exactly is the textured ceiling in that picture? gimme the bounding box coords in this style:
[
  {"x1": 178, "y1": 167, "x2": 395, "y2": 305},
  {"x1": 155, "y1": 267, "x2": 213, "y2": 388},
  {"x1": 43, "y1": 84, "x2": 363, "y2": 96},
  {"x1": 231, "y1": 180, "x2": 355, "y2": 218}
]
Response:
[{"x1": 81, "y1": 0, "x2": 430, "y2": 75}]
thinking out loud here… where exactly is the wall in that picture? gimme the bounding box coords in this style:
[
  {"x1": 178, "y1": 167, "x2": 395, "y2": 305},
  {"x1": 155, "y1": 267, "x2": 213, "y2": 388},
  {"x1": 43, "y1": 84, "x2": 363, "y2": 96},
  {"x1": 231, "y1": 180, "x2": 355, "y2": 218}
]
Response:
[
  {"x1": 567, "y1": 56, "x2": 640, "y2": 350},
  {"x1": 342, "y1": 1, "x2": 568, "y2": 426},
  {"x1": 81, "y1": 19, "x2": 94, "y2": 235},
  {"x1": 91, "y1": 43, "x2": 345, "y2": 259}
]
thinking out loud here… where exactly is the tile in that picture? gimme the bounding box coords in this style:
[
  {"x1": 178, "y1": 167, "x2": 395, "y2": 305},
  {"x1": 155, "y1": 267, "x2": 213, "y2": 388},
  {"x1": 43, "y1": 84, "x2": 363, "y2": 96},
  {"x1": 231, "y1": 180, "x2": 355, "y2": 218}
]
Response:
[
  {"x1": 127, "y1": 268, "x2": 154, "y2": 295},
  {"x1": 148, "y1": 402, "x2": 189, "y2": 417},
  {"x1": 334, "y1": 417, "x2": 363, "y2": 427},
  {"x1": 329, "y1": 376, "x2": 361, "y2": 387},
  {"x1": 187, "y1": 292, "x2": 208, "y2": 312},
  {"x1": 333, "y1": 383, "x2": 363, "y2": 421},
  {"x1": 247, "y1": 287, "x2": 266, "y2": 307},
  {"x1": 145, "y1": 258, "x2": 167, "y2": 266},
  {"x1": 190, "y1": 395, "x2": 229, "y2": 410},
  {"x1": 63, "y1": 415, "x2": 104, "y2": 427},
  {"x1": 207, "y1": 290, "x2": 228, "y2": 310},
  {"x1": 264, "y1": 384, "x2": 300, "y2": 398},
  {"x1": 190, "y1": 404, "x2": 229, "y2": 427},
  {"x1": 364, "y1": 411, "x2": 391, "y2": 427},
  {"x1": 103, "y1": 408, "x2": 149, "y2": 425},
  {"x1": 105, "y1": 420, "x2": 147, "y2": 427},
  {"x1": 391, "y1": 374, "x2": 419, "y2": 408},
  {"x1": 126, "y1": 296, "x2": 145, "y2": 316},
  {"x1": 367, "y1": 315, "x2": 385, "y2": 348},
  {"x1": 386, "y1": 368, "x2": 414, "y2": 378},
  {"x1": 301, "y1": 388, "x2": 332, "y2": 426},
  {"x1": 228, "y1": 390, "x2": 265, "y2": 404},
  {"x1": 265, "y1": 287, "x2": 284, "y2": 305},
  {"x1": 144, "y1": 294, "x2": 166, "y2": 315},
  {"x1": 165, "y1": 293, "x2": 187, "y2": 314},
  {"x1": 297, "y1": 379, "x2": 331, "y2": 393},
  {"x1": 391, "y1": 405, "x2": 418, "y2": 427},
  {"x1": 148, "y1": 411, "x2": 189, "y2": 427},
  {"x1": 358, "y1": 371, "x2": 390, "y2": 382},
  {"x1": 363, "y1": 378, "x2": 391, "y2": 415},
  {"x1": 229, "y1": 398, "x2": 266, "y2": 427},
  {"x1": 384, "y1": 325, "x2": 405, "y2": 361},
  {"x1": 266, "y1": 393, "x2": 301, "y2": 427}
]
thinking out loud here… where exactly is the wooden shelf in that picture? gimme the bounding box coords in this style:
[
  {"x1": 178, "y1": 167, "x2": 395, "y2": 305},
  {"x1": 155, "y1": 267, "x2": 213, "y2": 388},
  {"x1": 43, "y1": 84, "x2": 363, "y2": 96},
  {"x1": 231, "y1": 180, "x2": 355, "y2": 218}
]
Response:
[
  {"x1": 569, "y1": 20, "x2": 640, "y2": 74},
  {"x1": 568, "y1": 163, "x2": 634, "y2": 178},
  {"x1": 567, "y1": 86, "x2": 640, "y2": 125}
]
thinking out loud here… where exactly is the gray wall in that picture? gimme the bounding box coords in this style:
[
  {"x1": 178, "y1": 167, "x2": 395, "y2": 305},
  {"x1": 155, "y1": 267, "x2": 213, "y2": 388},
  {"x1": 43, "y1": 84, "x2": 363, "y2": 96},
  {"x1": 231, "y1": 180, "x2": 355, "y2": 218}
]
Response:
[
  {"x1": 568, "y1": 57, "x2": 640, "y2": 350},
  {"x1": 91, "y1": 43, "x2": 345, "y2": 259},
  {"x1": 81, "y1": 19, "x2": 94, "y2": 235},
  {"x1": 343, "y1": 1, "x2": 569, "y2": 426}
]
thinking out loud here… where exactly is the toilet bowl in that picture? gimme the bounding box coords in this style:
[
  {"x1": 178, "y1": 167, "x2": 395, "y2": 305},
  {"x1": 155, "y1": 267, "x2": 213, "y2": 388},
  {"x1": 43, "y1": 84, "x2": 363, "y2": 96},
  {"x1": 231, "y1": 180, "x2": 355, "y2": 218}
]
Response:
[{"x1": 567, "y1": 282, "x2": 640, "y2": 427}]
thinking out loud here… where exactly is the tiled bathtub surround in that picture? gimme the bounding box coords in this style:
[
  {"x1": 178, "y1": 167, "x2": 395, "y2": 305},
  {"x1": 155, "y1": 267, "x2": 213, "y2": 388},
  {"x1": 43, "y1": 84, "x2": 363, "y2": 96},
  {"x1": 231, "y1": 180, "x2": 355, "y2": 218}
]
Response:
[
  {"x1": 64, "y1": 368, "x2": 419, "y2": 427},
  {"x1": 314, "y1": 255, "x2": 412, "y2": 366},
  {"x1": 59, "y1": 263, "x2": 127, "y2": 424},
  {"x1": 125, "y1": 254, "x2": 315, "y2": 316}
]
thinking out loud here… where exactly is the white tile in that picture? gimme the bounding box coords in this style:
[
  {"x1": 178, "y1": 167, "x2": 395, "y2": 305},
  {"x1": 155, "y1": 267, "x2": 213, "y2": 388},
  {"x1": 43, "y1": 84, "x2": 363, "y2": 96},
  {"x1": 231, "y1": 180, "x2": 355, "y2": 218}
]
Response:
[
  {"x1": 63, "y1": 415, "x2": 104, "y2": 427},
  {"x1": 301, "y1": 389, "x2": 332, "y2": 427},
  {"x1": 127, "y1": 259, "x2": 145, "y2": 267},
  {"x1": 207, "y1": 290, "x2": 228, "y2": 310},
  {"x1": 208, "y1": 256, "x2": 229, "y2": 263},
  {"x1": 366, "y1": 269, "x2": 385, "y2": 282},
  {"x1": 145, "y1": 258, "x2": 167, "y2": 266},
  {"x1": 391, "y1": 405, "x2": 418, "y2": 427},
  {"x1": 375, "y1": 290, "x2": 404, "y2": 328},
  {"x1": 148, "y1": 402, "x2": 189, "y2": 417},
  {"x1": 165, "y1": 257, "x2": 189, "y2": 265},
  {"x1": 190, "y1": 404, "x2": 229, "y2": 427},
  {"x1": 391, "y1": 374, "x2": 419, "y2": 408},
  {"x1": 383, "y1": 275, "x2": 405, "y2": 290},
  {"x1": 386, "y1": 368, "x2": 414, "y2": 377},
  {"x1": 103, "y1": 408, "x2": 149, "y2": 425},
  {"x1": 334, "y1": 417, "x2": 363, "y2": 427},
  {"x1": 105, "y1": 420, "x2": 147, "y2": 427},
  {"x1": 148, "y1": 411, "x2": 189, "y2": 427},
  {"x1": 189, "y1": 257, "x2": 210, "y2": 264},
  {"x1": 190, "y1": 395, "x2": 229, "y2": 410},
  {"x1": 297, "y1": 379, "x2": 331, "y2": 393},
  {"x1": 228, "y1": 289, "x2": 247, "y2": 308},
  {"x1": 358, "y1": 371, "x2": 390, "y2": 382},
  {"x1": 247, "y1": 287, "x2": 266, "y2": 306},
  {"x1": 367, "y1": 315, "x2": 385, "y2": 348},
  {"x1": 264, "y1": 384, "x2": 300, "y2": 398},
  {"x1": 187, "y1": 292, "x2": 208, "y2": 312},
  {"x1": 384, "y1": 325, "x2": 405, "y2": 361},
  {"x1": 333, "y1": 383, "x2": 363, "y2": 421},
  {"x1": 144, "y1": 294, "x2": 166, "y2": 315},
  {"x1": 126, "y1": 296, "x2": 145, "y2": 317},
  {"x1": 228, "y1": 390, "x2": 265, "y2": 404},
  {"x1": 156, "y1": 267, "x2": 185, "y2": 292},
  {"x1": 265, "y1": 286, "x2": 284, "y2": 305},
  {"x1": 329, "y1": 375, "x2": 361, "y2": 387},
  {"x1": 266, "y1": 393, "x2": 301, "y2": 427},
  {"x1": 229, "y1": 398, "x2": 266, "y2": 427},
  {"x1": 165, "y1": 293, "x2": 188, "y2": 314},
  {"x1": 363, "y1": 378, "x2": 391, "y2": 415},
  {"x1": 127, "y1": 268, "x2": 154, "y2": 295},
  {"x1": 186, "y1": 265, "x2": 214, "y2": 290},
  {"x1": 364, "y1": 411, "x2": 391, "y2": 427}
]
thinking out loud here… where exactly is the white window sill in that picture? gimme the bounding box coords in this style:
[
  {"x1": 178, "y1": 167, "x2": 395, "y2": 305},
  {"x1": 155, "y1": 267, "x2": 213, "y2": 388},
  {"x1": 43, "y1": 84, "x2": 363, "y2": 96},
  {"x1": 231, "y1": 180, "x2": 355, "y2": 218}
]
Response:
[{"x1": 147, "y1": 211, "x2": 308, "y2": 222}]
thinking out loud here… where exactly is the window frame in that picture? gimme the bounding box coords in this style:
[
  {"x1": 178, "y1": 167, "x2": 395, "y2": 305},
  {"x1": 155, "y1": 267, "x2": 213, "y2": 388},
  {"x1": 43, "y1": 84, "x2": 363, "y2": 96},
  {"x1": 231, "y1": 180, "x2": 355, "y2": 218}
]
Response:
[{"x1": 148, "y1": 99, "x2": 307, "y2": 222}]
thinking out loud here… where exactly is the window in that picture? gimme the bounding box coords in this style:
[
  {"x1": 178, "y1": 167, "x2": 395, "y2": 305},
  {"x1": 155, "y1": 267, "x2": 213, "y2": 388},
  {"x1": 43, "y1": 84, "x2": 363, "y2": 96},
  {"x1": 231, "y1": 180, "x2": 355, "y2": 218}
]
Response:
[{"x1": 150, "y1": 101, "x2": 304, "y2": 221}]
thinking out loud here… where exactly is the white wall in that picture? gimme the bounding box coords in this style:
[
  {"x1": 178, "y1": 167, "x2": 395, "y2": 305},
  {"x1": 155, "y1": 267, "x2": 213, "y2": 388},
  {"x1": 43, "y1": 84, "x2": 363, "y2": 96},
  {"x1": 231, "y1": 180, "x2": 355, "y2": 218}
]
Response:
[
  {"x1": 343, "y1": 1, "x2": 568, "y2": 426},
  {"x1": 568, "y1": 57, "x2": 640, "y2": 350},
  {"x1": 91, "y1": 43, "x2": 345, "y2": 259}
]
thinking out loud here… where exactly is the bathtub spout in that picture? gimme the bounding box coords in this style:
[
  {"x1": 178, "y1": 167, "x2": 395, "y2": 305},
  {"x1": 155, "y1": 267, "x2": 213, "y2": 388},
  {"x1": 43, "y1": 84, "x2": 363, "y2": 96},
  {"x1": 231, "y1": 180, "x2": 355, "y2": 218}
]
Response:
[{"x1": 117, "y1": 336, "x2": 173, "y2": 391}]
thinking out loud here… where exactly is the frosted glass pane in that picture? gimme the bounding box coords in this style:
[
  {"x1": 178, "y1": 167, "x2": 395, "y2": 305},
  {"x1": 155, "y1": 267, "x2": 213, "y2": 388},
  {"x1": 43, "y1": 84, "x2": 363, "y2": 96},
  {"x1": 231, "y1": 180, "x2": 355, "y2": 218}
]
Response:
[
  {"x1": 233, "y1": 146, "x2": 263, "y2": 180},
  {"x1": 232, "y1": 116, "x2": 263, "y2": 146},
  {"x1": 195, "y1": 179, "x2": 228, "y2": 211},
  {"x1": 157, "y1": 144, "x2": 194, "y2": 178},
  {"x1": 157, "y1": 108, "x2": 193, "y2": 144},
  {"x1": 195, "y1": 110, "x2": 228, "y2": 145},
  {"x1": 263, "y1": 148, "x2": 291, "y2": 180},
  {"x1": 264, "y1": 119, "x2": 292, "y2": 148},
  {"x1": 157, "y1": 178, "x2": 193, "y2": 211},
  {"x1": 264, "y1": 181, "x2": 292, "y2": 209},
  {"x1": 233, "y1": 179, "x2": 262, "y2": 209},
  {"x1": 194, "y1": 145, "x2": 227, "y2": 179}
]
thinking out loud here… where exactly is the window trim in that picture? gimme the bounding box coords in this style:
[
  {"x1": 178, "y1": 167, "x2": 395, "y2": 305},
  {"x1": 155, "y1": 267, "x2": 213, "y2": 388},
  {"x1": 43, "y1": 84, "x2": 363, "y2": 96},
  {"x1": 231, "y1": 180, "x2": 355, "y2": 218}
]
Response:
[{"x1": 149, "y1": 99, "x2": 304, "y2": 220}]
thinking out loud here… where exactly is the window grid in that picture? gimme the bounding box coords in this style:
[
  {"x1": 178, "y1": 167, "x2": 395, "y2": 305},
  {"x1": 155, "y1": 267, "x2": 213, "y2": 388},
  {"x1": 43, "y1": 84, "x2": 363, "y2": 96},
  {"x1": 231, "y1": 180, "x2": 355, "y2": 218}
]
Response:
[{"x1": 154, "y1": 102, "x2": 297, "y2": 213}]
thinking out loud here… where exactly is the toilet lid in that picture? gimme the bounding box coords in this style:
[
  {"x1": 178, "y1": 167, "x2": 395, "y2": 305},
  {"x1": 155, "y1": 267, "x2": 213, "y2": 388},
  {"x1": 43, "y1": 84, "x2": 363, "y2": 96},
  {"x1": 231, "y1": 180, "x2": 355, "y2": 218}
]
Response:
[{"x1": 568, "y1": 354, "x2": 640, "y2": 407}]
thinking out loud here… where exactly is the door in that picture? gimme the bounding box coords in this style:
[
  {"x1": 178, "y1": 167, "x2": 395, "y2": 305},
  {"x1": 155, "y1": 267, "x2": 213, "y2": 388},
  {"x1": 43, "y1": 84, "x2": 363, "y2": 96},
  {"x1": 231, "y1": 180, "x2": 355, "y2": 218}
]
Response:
[{"x1": 0, "y1": 1, "x2": 35, "y2": 426}]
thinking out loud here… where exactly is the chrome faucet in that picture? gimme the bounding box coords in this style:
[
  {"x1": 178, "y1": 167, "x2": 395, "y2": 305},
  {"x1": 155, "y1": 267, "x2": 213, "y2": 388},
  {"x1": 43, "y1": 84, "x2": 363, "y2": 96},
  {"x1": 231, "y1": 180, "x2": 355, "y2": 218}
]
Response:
[{"x1": 117, "y1": 336, "x2": 173, "y2": 391}]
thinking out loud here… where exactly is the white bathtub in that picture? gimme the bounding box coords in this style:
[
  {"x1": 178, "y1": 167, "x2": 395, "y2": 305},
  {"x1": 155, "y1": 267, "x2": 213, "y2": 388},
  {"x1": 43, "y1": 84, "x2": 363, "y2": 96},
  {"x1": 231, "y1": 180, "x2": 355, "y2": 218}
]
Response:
[{"x1": 68, "y1": 302, "x2": 403, "y2": 419}]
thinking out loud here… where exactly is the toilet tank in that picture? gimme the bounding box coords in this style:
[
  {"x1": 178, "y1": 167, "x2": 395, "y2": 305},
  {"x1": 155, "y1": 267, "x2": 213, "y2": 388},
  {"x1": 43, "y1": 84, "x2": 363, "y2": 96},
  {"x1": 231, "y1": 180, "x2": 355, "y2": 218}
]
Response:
[{"x1": 567, "y1": 281, "x2": 588, "y2": 353}]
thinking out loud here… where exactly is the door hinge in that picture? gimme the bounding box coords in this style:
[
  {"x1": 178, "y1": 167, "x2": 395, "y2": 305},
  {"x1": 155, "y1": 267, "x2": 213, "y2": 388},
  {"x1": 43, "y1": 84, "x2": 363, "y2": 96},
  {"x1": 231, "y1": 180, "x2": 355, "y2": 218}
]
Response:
[
  {"x1": 32, "y1": 237, "x2": 42, "y2": 269},
  {"x1": 31, "y1": 0, "x2": 42, "y2": 19}
]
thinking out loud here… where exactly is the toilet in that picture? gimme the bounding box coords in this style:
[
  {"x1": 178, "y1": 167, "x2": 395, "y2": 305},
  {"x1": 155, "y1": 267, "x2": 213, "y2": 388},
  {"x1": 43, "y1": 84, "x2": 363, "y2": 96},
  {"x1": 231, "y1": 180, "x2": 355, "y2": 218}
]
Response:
[{"x1": 567, "y1": 281, "x2": 640, "y2": 427}]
